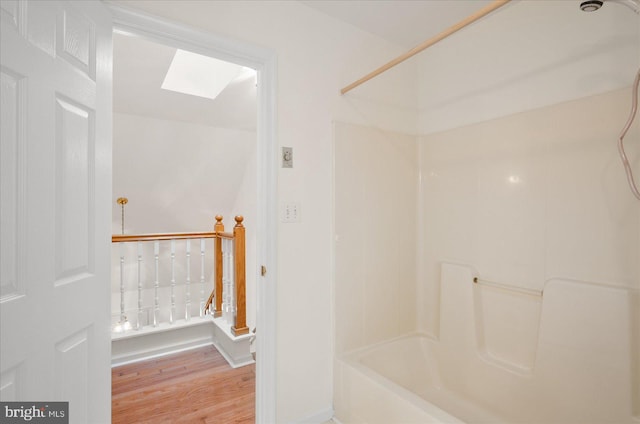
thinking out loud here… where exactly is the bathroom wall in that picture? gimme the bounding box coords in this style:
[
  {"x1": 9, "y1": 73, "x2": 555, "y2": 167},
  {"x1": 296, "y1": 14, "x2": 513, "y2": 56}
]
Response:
[
  {"x1": 414, "y1": 4, "x2": 640, "y2": 417},
  {"x1": 112, "y1": 112, "x2": 258, "y2": 330},
  {"x1": 417, "y1": 87, "x2": 640, "y2": 337},
  {"x1": 334, "y1": 86, "x2": 640, "y2": 420},
  {"x1": 334, "y1": 122, "x2": 418, "y2": 355}
]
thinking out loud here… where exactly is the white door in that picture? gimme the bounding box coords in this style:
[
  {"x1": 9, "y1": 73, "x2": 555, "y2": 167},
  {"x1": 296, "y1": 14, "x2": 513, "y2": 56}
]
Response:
[{"x1": 1, "y1": 0, "x2": 112, "y2": 422}]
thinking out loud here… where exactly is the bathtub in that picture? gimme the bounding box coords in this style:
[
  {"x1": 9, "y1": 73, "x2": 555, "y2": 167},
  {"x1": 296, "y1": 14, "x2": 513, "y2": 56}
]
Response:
[
  {"x1": 334, "y1": 264, "x2": 640, "y2": 424},
  {"x1": 335, "y1": 332, "x2": 639, "y2": 424},
  {"x1": 335, "y1": 333, "x2": 500, "y2": 424}
]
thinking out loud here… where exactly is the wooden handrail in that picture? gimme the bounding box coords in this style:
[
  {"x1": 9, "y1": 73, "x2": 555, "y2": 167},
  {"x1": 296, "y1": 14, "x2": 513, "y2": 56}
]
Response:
[
  {"x1": 111, "y1": 231, "x2": 235, "y2": 243},
  {"x1": 112, "y1": 232, "x2": 215, "y2": 243},
  {"x1": 111, "y1": 214, "x2": 248, "y2": 337}
]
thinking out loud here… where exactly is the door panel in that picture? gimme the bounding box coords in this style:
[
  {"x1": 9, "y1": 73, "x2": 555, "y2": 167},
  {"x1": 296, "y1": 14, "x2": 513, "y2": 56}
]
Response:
[
  {"x1": 0, "y1": 1, "x2": 20, "y2": 30},
  {"x1": 0, "y1": 67, "x2": 25, "y2": 300},
  {"x1": 58, "y1": 7, "x2": 96, "y2": 79},
  {"x1": 0, "y1": 1, "x2": 112, "y2": 422},
  {"x1": 55, "y1": 95, "x2": 93, "y2": 282},
  {"x1": 54, "y1": 328, "x2": 90, "y2": 423}
]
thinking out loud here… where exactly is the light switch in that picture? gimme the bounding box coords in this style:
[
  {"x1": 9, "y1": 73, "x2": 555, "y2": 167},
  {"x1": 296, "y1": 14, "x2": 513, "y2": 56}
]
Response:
[
  {"x1": 282, "y1": 202, "x2": 300, "y2": 223},
  {"x1": 282, "y1": 147, "x2": 293, "y2": 168}
]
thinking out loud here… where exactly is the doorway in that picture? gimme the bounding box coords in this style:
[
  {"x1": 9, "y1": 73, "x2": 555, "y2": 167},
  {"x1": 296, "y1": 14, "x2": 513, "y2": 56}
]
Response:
[
  {"x1": 111, "y1": 32, "x2": 258, "y2": 333},
  {"x1": 109, "y1": 5, "x2": 278, "y2": 422}
]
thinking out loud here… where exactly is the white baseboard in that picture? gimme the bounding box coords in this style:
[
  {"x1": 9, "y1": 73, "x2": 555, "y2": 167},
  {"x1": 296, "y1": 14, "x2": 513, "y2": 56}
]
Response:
[
  {"x1": 289, "y1": 407, "x2": 334, "y2": 424},
  {"x1": 211, "y1": 316, "x2": 254, "y2": 368},
  {"x1": 210, "y1": 337, "x2": 254, "y2": 369},
  {"x1": 111, "y1": 317, "x2": 255, "y2": 369},
  {"x1": 111, "y1": 320, "x2": 214, "y2": 367}
]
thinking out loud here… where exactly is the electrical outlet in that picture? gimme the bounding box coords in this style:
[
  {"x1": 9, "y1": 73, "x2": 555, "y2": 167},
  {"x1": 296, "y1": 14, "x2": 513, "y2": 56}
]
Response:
[
  {"x1": 281, "y1": 202, "x2": 300, "y2": 223},
  {"x1": 282, "y1": 147, "x2": 293, "y2": 168}
]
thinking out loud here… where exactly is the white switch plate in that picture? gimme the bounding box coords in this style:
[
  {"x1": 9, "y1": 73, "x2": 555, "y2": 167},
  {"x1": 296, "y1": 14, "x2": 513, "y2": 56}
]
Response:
[
  {"x1": 282, "y1": 147, "x2": 293, "y2": 168},
  {"x1": 282, "y1": 202, "x2": 300, "y2": 223}
]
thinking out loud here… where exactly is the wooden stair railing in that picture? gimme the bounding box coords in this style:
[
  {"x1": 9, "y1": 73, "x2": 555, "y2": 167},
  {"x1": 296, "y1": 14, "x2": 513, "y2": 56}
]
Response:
[
  {"x1": 231, "y1": 216, "x2": 249, "y2": 336},
  {"x1": 112, "y1": 215, "x2": 248, "y2": 336}
]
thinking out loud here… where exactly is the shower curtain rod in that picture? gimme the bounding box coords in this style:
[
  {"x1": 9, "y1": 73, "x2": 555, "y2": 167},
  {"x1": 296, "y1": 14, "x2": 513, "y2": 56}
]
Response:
[{"x1": 340, "y1": 0, "x2": 511, "y2": 95}]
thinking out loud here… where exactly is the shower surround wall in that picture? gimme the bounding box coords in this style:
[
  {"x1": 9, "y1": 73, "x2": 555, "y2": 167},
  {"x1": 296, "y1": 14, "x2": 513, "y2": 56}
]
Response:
[
  {"x1": 416, "y1": 87, "x2": 640, "y2": 419},
  {"x1": 334, "y1": 88, "x2": 640, "y2": 422},
  {"x1": 417, "y1": 87, "x2": 640, "y2": 338},
  {"x1": 334, "y1": 122, "x2": 418, "y2": 355}
]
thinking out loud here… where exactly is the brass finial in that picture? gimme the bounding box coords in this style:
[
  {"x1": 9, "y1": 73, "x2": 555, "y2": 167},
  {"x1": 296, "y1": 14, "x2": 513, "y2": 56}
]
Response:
[{"x1": 117, "y1": 197, "x2": 128, "y2": 234}]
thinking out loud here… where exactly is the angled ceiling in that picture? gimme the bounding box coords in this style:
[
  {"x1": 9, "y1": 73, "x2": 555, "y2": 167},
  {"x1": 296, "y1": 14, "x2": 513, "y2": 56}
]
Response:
[
  {"x1": 113, "y1": 1, "x2": 497, "y2": 132},
  {"x1": 113, "y1": 33, "x2": 257, "y2": 131}
]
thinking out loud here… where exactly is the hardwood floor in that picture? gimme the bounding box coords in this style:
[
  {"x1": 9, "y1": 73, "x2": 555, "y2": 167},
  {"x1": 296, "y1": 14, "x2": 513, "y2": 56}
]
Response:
[{"x1": 112, "y1": 346, "x2": 255, "y2": 424}]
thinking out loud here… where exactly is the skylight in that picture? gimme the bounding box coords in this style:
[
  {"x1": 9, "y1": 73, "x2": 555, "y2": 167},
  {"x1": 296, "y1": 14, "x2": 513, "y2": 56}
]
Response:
[{"x1": 161, "y1": 49, "x2": 243, "y2": 100}]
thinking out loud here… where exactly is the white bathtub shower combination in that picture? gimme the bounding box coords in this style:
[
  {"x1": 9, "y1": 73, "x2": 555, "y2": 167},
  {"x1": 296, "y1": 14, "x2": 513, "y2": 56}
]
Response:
[
  {"x1": 335, "y1": 263, "x2": 640, "y2": 424},
  {"x1": 333, "y1": 82, "x2": 640, "y2": 422}
]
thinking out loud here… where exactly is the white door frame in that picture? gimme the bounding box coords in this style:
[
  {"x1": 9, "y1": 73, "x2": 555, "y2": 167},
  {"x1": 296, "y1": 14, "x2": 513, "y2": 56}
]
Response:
[{"x1": 107, "y1": 5, "x2": 278, "y2": 422}]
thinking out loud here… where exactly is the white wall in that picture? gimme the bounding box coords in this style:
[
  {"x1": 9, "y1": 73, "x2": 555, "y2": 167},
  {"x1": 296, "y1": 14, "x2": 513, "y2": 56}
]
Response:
[
  {"x1": 333, "y1": 122, "x2": 418, "y2": 355},
  {"x1": 109, "y1": 2, "x2": 419, "y2": 422},
  {"x1": 112, "y1": 112, "x2": 257, "y2": 330},
  {"x1": 112, "y1": 112, "x2": 256, "y2": 234}
]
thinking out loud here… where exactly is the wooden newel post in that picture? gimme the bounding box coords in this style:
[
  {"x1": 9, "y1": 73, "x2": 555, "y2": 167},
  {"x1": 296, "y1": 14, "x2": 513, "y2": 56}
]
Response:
[
  {"x1": 231, "y1": 216, "x2": 249, "y2": 336},
  {"x1": 214, "y1": 215, "x2": 224, "y2": 318}
]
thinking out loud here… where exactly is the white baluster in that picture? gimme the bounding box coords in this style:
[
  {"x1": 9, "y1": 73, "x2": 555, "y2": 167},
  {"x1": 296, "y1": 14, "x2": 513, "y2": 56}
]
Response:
[
  {"x1": 153, "y1": 241, "x2": 159, "y2": 327},
  {"x1": 221, "y1": 241, "x2": 226, "y2": 320},
  {"x1": 118, "y1": 242, "x2": 126, "y2": 329},
  {"x1": 222, "y1": 239, "x2": 230, "y2": 324},
  {"x1": 185, "y1": 239, "x2": 191, "y2": 321},
  {"x1": 199, "y1": 239, "x2": 205, "y2": 318},
  {"x1": 170, "y1": 239, "x2": 176, "y2": 324},
  {"x1": 222, "y1": 238, "x2": 236, "y2": 326},
  {"x1": 228, "y1": 240, "x2": 233, "y2": 324},
  {"x1": 229, "y1": 240, "x2": 235, "y2": 322},
  {"x1": 136, "y1": 241, "x2": 143, "y2": 330}
]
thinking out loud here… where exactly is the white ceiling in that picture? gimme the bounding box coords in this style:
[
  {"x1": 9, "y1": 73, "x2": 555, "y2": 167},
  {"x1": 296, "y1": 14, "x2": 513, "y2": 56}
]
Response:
[
  {"x1": 112, "y1": 1, "x2": 494, "y2": 131},
  {"x1": 303, "y1": 0, "x2": 640, "y2": 133},
  {"x1": 113, "y1": 1, "x2": 640, "y2": 132},
  {"x1": 113, "y1": 33, "x2": 257, "y2": 131},
  {"x1": 300, "y1": 0, "x2": 495, "y2": 48}
]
